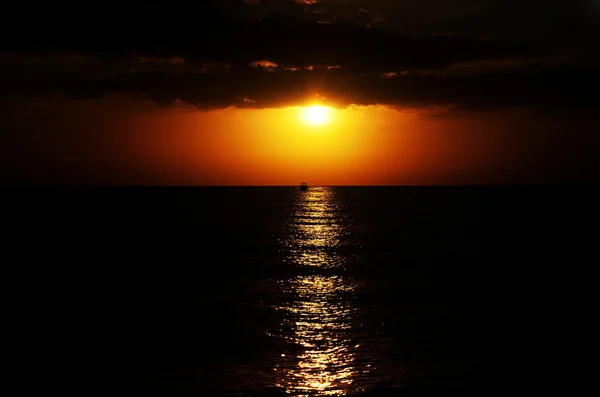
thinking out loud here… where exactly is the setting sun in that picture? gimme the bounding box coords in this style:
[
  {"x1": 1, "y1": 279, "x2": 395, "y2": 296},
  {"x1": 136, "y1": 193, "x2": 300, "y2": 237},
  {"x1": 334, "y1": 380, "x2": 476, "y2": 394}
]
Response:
[{"x1": 299, "y1": 105, "x2": 333, "y2": 126}]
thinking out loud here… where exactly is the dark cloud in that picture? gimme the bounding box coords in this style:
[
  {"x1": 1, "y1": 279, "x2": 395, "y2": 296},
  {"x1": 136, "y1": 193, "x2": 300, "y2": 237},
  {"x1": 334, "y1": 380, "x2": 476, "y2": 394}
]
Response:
[
  {"x1": 5, "y1": 58, "x2": 598, "y2": 114},
  {"x1": 3, "y1": 1, "x2": 598, "y2": 45},
  {"x1": 1, "y1": 1, "x2": 599, "y2": 114}
]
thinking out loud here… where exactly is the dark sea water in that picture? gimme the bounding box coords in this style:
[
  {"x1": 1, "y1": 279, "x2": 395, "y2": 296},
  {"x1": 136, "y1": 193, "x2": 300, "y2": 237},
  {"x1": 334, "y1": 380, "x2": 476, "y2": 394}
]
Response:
[{"x1": 6, "y1": 187, "x2": 536, "y2": 396}]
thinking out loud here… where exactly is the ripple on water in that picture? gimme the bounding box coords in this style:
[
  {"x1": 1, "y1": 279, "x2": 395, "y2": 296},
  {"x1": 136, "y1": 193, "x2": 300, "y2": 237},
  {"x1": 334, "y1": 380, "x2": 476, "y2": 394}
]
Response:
[{"x1": 261, "y1": 187, "x2": 402, "y2": 396}]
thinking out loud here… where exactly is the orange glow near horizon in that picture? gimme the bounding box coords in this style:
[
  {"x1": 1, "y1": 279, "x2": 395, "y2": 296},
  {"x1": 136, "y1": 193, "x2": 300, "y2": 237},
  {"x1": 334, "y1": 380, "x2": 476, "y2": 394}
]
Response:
[
  {"x1": 127, "y1": 104, "x2": 397, "y2": 185},
  {"x1": 126, "y1": 103, "x2": 525, "y2": 185},
  {"x1": 9, "y1": 96, "x2": 529, "y2": 185}
]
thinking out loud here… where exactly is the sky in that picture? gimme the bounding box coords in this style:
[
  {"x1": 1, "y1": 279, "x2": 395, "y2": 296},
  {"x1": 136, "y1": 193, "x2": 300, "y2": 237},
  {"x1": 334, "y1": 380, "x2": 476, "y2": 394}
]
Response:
[{"x1": 1, "y1": 0, "x2": 599, "y2": 184}]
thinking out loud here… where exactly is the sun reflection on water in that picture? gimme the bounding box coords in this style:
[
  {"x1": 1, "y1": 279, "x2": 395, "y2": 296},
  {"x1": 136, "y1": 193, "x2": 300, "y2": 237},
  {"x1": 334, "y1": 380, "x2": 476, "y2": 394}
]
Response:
[{"x1": 272, "y1": 187, "x2": 364, "y2": 396}]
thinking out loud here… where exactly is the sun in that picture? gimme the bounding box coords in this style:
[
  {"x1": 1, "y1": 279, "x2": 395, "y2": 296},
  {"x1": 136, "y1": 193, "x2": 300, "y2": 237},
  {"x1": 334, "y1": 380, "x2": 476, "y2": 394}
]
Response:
[{"x1": 299, "y1": 105, "x2": 333, "y2": 126}]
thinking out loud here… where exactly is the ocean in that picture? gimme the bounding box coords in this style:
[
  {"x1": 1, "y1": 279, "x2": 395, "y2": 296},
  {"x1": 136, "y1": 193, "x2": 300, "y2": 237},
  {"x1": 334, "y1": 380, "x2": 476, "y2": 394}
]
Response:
[{"x1": 5, "y1": 187, "x2": 532, "y2": 396}]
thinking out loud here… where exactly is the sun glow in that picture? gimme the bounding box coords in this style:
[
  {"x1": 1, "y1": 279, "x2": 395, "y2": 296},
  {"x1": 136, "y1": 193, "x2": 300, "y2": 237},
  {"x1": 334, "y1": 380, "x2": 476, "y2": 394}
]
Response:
[{"x1": 299, "y1": 105, "x2": 334, "y2": 126}]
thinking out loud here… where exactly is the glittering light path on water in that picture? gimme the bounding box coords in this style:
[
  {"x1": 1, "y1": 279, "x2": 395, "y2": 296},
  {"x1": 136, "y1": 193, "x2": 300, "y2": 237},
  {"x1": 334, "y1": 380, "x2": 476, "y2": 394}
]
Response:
[{"x1": 271, "y1": 187, "x2": 368, "y2": 396}]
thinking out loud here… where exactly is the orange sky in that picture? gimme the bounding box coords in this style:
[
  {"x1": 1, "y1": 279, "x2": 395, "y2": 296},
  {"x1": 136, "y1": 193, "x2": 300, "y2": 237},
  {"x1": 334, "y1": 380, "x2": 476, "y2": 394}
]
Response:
[{"x1": 0, "y1": 95, "x2": 563, "y2": 185}]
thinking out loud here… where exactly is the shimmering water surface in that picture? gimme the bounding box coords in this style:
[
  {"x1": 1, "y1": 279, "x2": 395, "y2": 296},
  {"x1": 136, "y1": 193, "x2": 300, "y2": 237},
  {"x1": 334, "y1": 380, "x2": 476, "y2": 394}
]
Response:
[
  {"x1": 272, "y1": 188, "x2": 372, "y2": 396},
  {"x1": 19, "y1": 187, "x2": 525, "y2": 396}
]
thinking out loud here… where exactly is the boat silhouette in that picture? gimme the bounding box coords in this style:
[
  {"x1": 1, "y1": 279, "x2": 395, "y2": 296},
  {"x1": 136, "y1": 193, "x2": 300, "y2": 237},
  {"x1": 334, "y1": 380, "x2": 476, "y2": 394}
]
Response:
[{"x1": 299, "y1": 182, "x2": 309, "y2": 191}]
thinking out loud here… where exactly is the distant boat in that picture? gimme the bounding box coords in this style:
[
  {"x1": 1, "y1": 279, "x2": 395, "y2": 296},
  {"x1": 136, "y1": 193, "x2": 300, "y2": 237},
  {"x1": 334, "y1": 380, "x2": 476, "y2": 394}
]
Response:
[{"x1": 299, "y1": 182, "x2": 309, "y2": 191}]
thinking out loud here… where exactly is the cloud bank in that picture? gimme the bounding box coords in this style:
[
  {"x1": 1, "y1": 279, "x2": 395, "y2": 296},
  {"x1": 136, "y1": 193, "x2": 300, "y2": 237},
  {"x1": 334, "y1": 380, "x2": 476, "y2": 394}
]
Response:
[{"x1": 1, "y1": 1, "x2": 599, "y2": 113}]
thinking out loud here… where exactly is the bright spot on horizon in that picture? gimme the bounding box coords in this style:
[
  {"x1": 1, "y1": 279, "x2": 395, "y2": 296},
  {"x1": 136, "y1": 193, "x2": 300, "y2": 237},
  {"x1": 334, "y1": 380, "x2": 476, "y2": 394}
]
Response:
[{"x1": 299, "y1": 105, "x2": 334, "y2": 127}]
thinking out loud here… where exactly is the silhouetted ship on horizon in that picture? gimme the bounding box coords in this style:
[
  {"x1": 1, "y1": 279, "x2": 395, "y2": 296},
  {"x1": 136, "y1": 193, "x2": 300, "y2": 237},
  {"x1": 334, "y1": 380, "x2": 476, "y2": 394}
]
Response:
[{"x1": 299, "y1": 182, "x2": 309, "y2": 191}]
